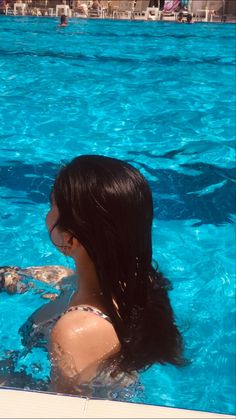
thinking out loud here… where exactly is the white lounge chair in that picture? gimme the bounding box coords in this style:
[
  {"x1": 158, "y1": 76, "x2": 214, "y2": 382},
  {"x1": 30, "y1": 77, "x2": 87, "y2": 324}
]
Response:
[
  {"x1": 55, "y1": 4, "x2": 72, "y2": 16},
  {"x1": 112, "y1": 0, "x2": 135, "y2": 19},
  {"x1": 13, "y1": 1, "x2": 26, "y2": 15},
  {"x1": 47, "y1": 7, "x2": 55, "y2": 16},
  {"x1": 133, "y1": 0, "x2": 149, "y2": 17}
]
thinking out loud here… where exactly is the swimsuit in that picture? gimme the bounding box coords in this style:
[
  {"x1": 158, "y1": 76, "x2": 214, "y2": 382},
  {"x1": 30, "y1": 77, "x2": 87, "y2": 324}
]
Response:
[
  {"x1": 1, "y1": 266, "x2": 140, "y2": 398},
  {"x1": 19, "y1": 304, "x2": 112, "y2": 349},
  {"x1": 19, "y1": 304, "x2": 138, "y2": 399}
]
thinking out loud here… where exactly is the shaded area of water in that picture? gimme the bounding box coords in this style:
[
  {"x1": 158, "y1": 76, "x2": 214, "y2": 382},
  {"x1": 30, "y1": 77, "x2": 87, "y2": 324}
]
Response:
[{"x1": 0, "y1": 157, "x2": 235, "y2": 225}]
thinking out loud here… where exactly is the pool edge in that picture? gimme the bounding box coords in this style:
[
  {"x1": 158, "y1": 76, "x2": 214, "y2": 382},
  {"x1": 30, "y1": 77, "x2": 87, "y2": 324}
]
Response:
[{"x1": 0, "y1": 388, "x2": 234, "y2": 418}]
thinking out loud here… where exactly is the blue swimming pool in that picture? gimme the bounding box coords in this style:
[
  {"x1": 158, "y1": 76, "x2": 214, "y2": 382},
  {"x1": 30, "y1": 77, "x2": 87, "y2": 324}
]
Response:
[{"x1": 0, "y1": 16, "x2": 235, "y2": 415}]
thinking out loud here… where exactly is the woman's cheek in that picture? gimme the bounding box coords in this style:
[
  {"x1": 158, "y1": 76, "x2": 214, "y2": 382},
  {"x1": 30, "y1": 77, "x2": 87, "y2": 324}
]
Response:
[{"x1": 46, "y1": 209, "x2": 53, "y2": 232}]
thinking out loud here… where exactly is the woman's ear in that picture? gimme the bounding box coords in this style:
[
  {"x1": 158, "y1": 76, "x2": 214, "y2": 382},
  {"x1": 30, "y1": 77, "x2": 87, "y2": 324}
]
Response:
[
  {"x1": 62, "y1": 232, "x2": 80, "y2": 253},
  {"x1": 70, "y1": 236, "x2": 80, "y2": 251}
]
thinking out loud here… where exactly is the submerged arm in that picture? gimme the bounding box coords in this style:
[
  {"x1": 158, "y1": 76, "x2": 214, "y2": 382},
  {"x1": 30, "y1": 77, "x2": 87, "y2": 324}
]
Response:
[{"x1": 0, "y1": 266, "x2": 75, "y2": 298}]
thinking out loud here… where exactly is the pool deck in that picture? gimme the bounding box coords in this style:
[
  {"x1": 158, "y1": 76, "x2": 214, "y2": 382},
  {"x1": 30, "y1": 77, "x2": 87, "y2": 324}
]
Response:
[
  {"x1": 1, "y1": 12, "x2": 236, "y2": 23},
  {"x1": 0, "y1": 388, "x2": 234, "y2": 418}
]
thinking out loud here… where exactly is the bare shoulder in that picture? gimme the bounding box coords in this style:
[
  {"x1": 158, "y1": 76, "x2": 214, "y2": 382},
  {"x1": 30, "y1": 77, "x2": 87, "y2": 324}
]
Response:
[
  {"x1": 50, "y1": 308, "x2": 120, "y2": 380},
  {"x1": 52, "y1": 308, "x2": 118, "y2": 347}
]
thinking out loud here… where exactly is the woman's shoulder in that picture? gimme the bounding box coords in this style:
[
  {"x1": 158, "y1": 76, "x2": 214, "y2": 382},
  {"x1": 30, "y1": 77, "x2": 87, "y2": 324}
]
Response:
[
  {"x1": 50, "y1": 305, "x2": 120, "y2": 385},
  {"x1": 52, "y1": 305, "x2": 117, "y2": 341},
  {"x1": 51, "y1": 305, "x2": 120, "y2": 360}
]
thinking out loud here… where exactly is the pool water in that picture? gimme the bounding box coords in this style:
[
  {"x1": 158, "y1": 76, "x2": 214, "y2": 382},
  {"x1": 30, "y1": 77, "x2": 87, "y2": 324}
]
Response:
[{"x1": 0, "y1": 16, "x2": 235, "y2": 415}]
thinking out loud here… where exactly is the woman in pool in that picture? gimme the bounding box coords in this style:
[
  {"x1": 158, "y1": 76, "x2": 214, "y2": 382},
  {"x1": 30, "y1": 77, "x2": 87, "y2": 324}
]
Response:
[
  {"x1": 59, "y1": 14, "x2": 68, "y2": 26},
  {"x1": 0, "y1": 155, "x2": 185, "y2": 396}
]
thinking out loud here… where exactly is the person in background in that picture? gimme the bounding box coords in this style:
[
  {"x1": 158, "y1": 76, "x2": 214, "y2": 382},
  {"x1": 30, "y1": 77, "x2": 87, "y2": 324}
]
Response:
[
  {"x1": 186, "y1": 12, "x2": 193, "y2": 23},
  {"x1": 177, "y1": 11, "x2": 184, "y2": 22},
  {"x1": 107, "y1": 0, "x2": 113, "y2": 16},
  {"x1": 177, "y1": 10, "x2": 193, "y2": 23},
  {"x1": 89, "y1": 0, "x2": 103, "y2": 17},
  {"x1": 0, "y1": 155, "x2": 186, "y2": 396},
  {"x1": 0, "y1": 0, "x2": 8, "y2": 14},
  {"x1": 60, "y1": 14, "x2": 68, "y2": 26},
  {"x1": 91, "y1": 0, "x2": 102, "y2": 11}
]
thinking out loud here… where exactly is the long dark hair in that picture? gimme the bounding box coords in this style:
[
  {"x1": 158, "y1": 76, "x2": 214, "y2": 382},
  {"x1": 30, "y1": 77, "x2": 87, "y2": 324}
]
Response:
[{"x1": 53, "y1": 155, "x2": 186, "y2": 372}]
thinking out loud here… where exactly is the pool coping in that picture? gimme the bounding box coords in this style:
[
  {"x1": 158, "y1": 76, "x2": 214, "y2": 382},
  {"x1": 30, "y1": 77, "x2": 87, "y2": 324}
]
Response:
[{"x1": 0, "y1": 387, "x2": 234, "y2": 418}]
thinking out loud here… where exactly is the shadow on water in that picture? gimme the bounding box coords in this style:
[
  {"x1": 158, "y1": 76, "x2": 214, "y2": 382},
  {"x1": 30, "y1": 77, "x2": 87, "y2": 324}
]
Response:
[
  {"x1": 0, "y1": 160, "x2": 59, "y2": 205},
  {"x1": 1, "y1": 48, "x2": 235, "y2": 67},
  {"x1": 0, "y1": 157, "x2": 235, "y2": 226},
  {"x1": 129, "y1": 160, "x2": 235, "y2": 226}
]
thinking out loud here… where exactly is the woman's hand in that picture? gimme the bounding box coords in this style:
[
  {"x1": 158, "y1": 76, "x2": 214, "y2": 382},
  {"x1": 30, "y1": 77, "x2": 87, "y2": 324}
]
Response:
[{"x1": 0, "y1": 267, "x2": 27, "y2": 294}]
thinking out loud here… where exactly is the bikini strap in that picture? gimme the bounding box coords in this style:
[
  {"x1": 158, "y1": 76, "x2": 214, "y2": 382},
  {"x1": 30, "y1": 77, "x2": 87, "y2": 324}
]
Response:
[{"x1": 61, "y1": 305, "x2": 112, "y2": 324}]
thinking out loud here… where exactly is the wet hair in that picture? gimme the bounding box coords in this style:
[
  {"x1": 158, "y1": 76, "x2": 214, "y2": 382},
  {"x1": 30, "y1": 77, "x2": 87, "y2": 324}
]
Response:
[
  {"x1": 52, "y1": 155, "x2": 186, "y2": 372},
  {"x1": 60, "y1": 14, "x2": 67, "y2": 24},
  {"x1": 177, "y1": 11, "x2": 184, "y2": 22},
  {"x1": 186, "y1": 13, "x2": 192, "y2": 22}
]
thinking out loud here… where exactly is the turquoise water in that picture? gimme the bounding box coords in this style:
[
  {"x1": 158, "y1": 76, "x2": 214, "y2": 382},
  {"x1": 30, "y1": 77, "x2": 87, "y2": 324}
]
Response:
[{"x1": 0, "y1": 16, "x2": 235, "y2": 414}]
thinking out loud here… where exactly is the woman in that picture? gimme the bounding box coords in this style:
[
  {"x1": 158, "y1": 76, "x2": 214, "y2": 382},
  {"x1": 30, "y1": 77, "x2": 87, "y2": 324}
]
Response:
[
  {"x1": 1, "y1": 155, "x2": 185, "y2": 396},
  {"x1": 59, "y1": 14, "x2": 68, "y2": 26}
]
